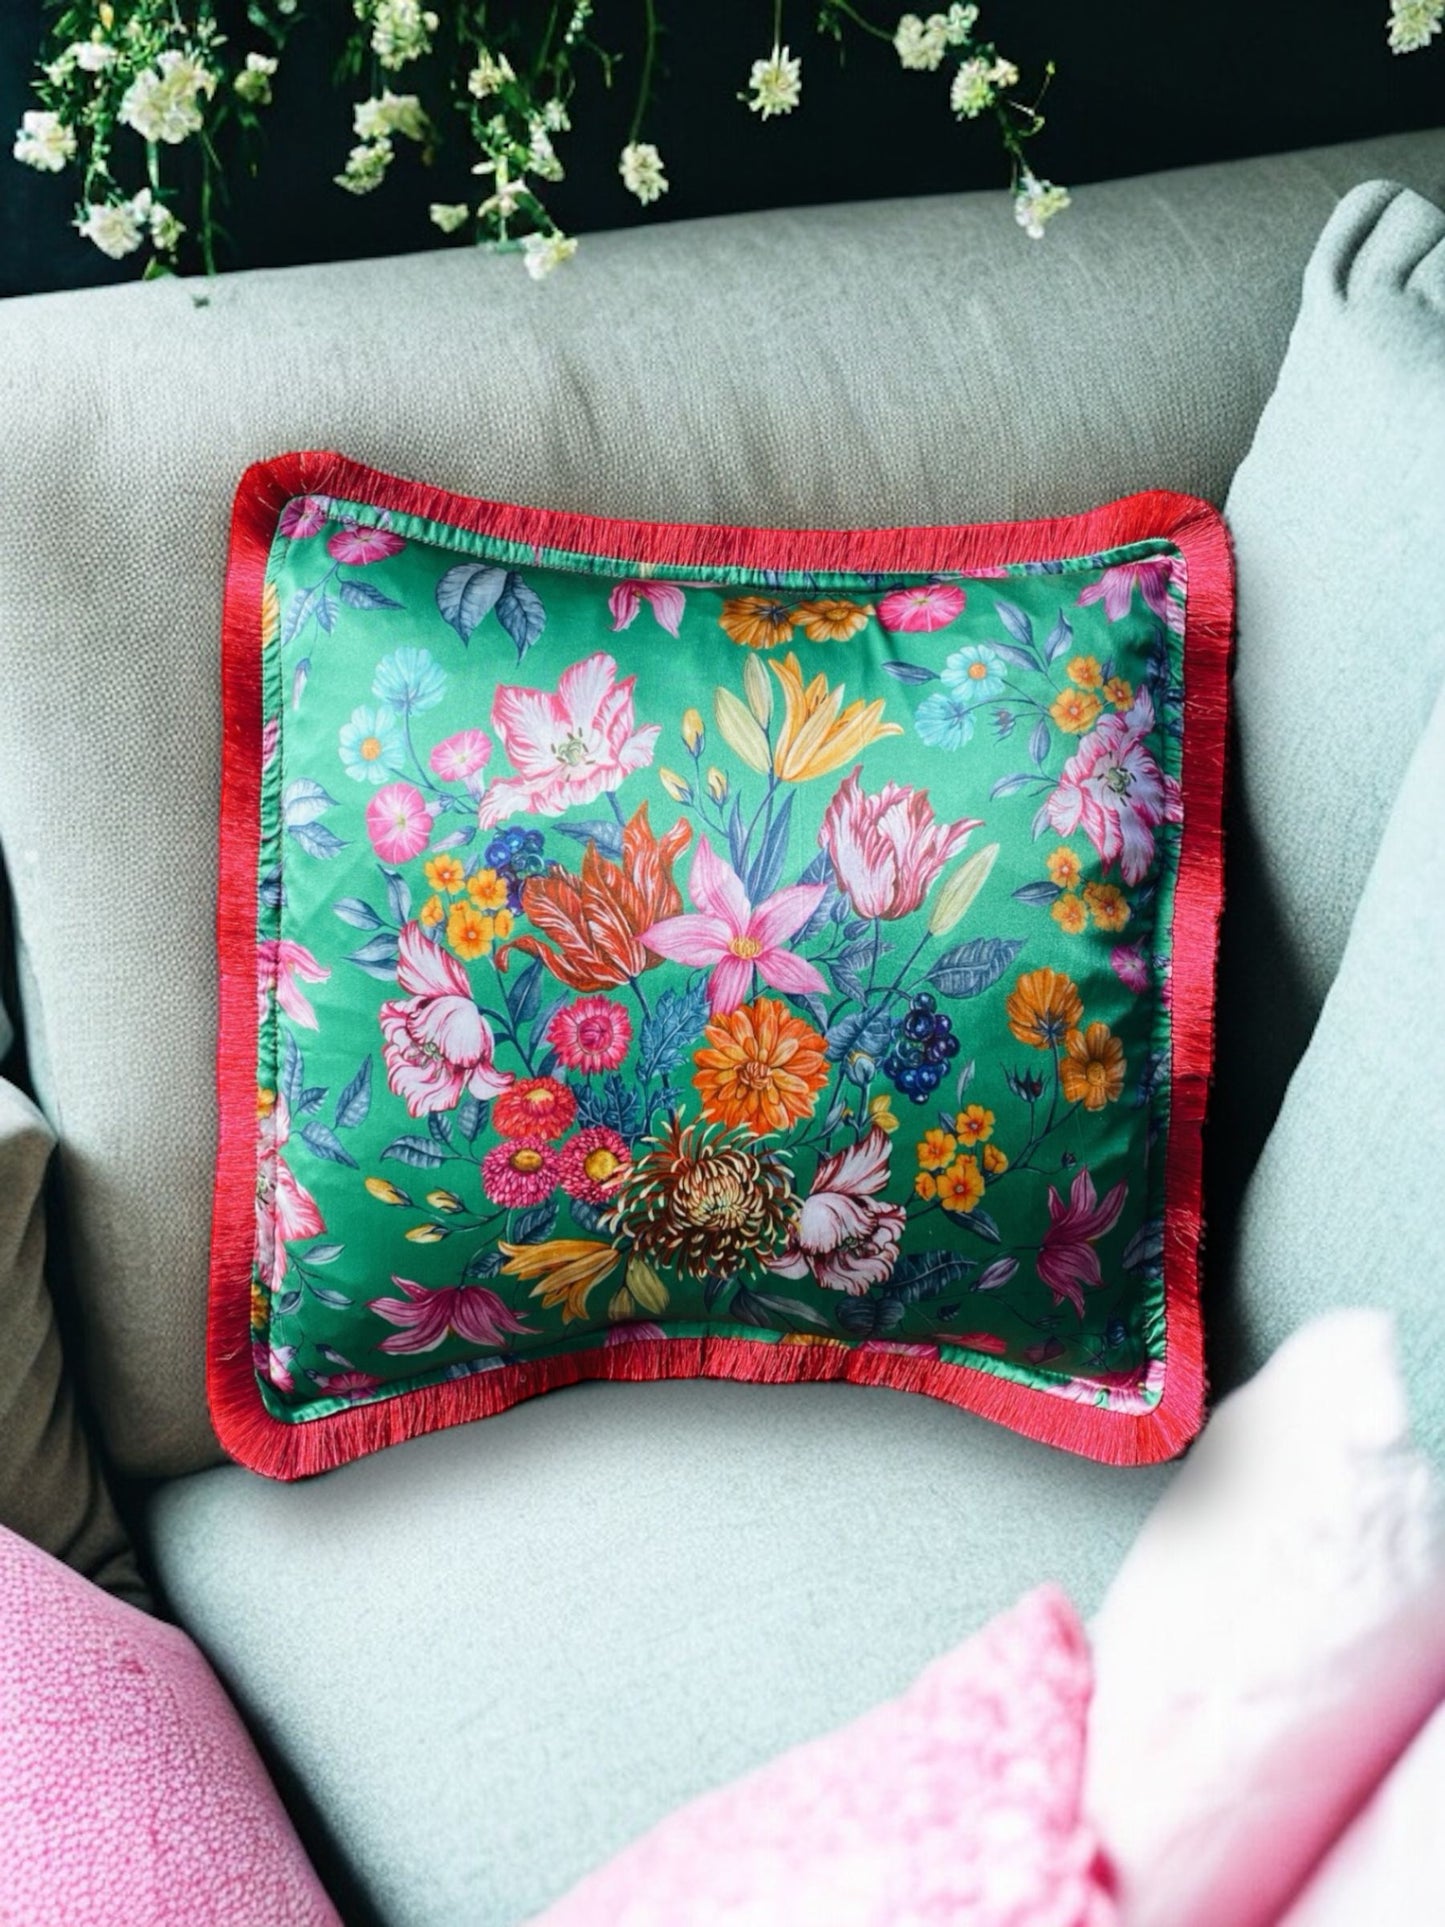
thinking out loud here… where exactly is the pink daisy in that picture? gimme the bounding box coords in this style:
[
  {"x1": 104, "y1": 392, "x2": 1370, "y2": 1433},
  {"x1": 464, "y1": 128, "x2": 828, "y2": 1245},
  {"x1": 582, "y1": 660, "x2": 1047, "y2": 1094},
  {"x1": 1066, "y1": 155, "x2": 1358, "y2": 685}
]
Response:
[
  {"x1": 546, "y1": 997, "x2": 632, "y2": 1074},
  {"x1": 876, "y1": 582, "x2": 966, "y2": 633},
  {"x1": 481, "y1": 1139, "x2": 558, "y2": 1209},
  {"x1": 327, "y1": 523, "x2": 406, "y2": 565},
  {"x1": 492, "y1": 1076, "x2": 577, "y2": 1141},
  {"x1": 365, "y1": 781, "x2": 432, "y2": 864},
  {"x1": 556, "y1": 1127, "x2": 632, "y2": 1204},
  {"x1": 430, "y1": 729, "x2": 492, "y2": 783}
]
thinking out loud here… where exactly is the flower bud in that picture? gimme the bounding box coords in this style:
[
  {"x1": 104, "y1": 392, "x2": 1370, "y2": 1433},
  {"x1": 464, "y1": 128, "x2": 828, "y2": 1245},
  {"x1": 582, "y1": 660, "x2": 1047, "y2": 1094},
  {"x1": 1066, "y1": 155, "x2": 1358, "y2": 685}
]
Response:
[
  {"x1": 365, "y1": 1176, "x2": 412, "y2": 1206},
  {"x1": 742, "y1": 652, "x2": 772, "y2": 727},
  {"x1": 658, "y1": 765, "x2": 692, "y2": 804},
  {"x1": 706, "y1": 765, "x2": 728, "y2": 803},
  {"x1": 681, "y1": 707, "x2": 705, "y2": 754}
]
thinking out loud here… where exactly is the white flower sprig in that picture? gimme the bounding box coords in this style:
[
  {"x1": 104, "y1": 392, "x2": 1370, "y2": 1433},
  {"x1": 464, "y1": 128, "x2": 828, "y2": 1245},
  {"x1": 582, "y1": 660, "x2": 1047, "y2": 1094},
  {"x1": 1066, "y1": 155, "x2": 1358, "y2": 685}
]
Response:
[{"x1": 1388, "y1": 0, "x2": 1444, "y2": 53}]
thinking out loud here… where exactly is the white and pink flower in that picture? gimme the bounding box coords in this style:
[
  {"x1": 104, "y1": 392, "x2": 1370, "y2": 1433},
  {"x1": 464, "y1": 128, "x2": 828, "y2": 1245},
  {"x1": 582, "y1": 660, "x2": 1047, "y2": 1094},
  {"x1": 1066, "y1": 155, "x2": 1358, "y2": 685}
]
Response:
[
  {"x1": 477, "y1": 652, "x2": 660, "y2": 827},
  {"x1": 278, "y1": 495, "x2": 331, "y2": 539},
  {"x1": 366, "y1": 781, "x2": 433, "y2": 864},
  {"x1": 609, "y1": 579, "x2": 686, "y2": 637},
  {"x1": 765, "y1": 1125, "x2": 906, "y2": 1295},
  {"x1": 255, "y1": 1096, "x2": 325, "y2": 1288},
  {"x1": 379, "y1": 921, "x2": 513, "y2": 1116},
  {"x1": 640, "y1": 837, "x2": 827, "y2": 1016},
  {"x1": 429, "y1": 728, "x2": 491, "y2": 783},
  {"x1": 257, "y1": 938, "x2": 329, "y2": 1031},
  {"x1": 1044, "y1": 688, "x2": 1182, "y2": 886},
  {"x1": 877, "y1": 581, "x2": 965, "y2": 633},
  {"x1": 820, "y1": 766, "x2": 981, "y2": 920}
]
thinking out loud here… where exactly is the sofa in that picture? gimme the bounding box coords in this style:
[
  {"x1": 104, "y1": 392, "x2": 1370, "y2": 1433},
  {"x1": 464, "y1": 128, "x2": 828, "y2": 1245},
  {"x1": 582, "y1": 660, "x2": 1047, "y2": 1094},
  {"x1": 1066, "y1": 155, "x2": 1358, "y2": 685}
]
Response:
[{"x1": 1, "y1": 126, "x2": 1442, "y2": 1924}]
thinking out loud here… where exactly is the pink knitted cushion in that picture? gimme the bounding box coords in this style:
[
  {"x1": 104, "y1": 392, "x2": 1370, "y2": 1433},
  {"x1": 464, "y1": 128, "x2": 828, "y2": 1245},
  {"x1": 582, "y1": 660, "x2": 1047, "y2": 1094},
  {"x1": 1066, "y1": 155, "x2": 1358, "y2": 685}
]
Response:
[{"x1": 0, "y1": 1523, "x2": 339, "y2": 1927}]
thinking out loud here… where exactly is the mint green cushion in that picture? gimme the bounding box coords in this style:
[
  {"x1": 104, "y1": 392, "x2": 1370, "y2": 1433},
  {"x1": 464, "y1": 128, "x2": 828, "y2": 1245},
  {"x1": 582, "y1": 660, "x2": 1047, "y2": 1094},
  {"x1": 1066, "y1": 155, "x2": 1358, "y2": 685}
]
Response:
[{"x1": 147, "y1": 1378, "x2": 1167, "y2": 1927}]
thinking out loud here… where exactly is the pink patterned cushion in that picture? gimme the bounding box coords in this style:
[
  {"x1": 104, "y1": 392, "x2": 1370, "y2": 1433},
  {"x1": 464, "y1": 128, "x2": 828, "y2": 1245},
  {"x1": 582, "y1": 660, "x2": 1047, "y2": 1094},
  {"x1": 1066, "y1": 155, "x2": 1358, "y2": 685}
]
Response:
[
  {"x1": 536, "y1": 1584, "x2": 1115, "y2": 1926},
  {"x1": 0, "y1": 1523, "x2": 339, "y2": 1927}
]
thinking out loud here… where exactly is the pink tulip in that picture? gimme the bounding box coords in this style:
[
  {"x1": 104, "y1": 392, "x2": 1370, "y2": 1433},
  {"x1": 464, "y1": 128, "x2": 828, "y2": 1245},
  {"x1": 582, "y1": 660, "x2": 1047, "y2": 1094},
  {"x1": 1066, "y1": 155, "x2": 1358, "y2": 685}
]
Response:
[
  {"x1": 877, "y1": 582, "x2": 966, "y2": 633},
  {"x1": 1044, "y1": 689, "x2": 1182, "y2": 887},
  {"x1": 379, "y1": 922, "x2": 513, "y2": 1116},
  {"x1": 640, "y1": 837, "x2": 827, "y2": 1016},
  {"x1": 366, "y1": 781, "x2": 432, "y2": 864},
  {"x1": 478, "y1": 652, "x2": 660, "y2": 827},
  {"x1": 765, "y1": 1126, "x2": 906, "y2": 1295},
  {"x1": 327, "y1": 523, "x2": 405, "y2": 565},
  {"x1": 820, "y1": 766, "x2": 981, "y2": 920},
  {"x1": 257, "y1": 938, "x2": 329, "y2": 1031},
  {"x1": 1036, "y1": 1167, "x2": 1128, "y2": 1316},
  {"x1": 609, "y1": 579, "x2": 687, "y2": 637},
  {"x1": 368, "y1": 1277, "x2": 535, "y2": 1354}
]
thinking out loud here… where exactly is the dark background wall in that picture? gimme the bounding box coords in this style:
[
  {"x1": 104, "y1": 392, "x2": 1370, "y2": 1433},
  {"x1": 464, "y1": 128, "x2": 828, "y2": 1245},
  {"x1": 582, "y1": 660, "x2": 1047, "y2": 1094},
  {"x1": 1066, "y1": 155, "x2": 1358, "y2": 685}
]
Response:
[{"x1": 3, "y1": 1, "x2": 1440, "y2": 299}]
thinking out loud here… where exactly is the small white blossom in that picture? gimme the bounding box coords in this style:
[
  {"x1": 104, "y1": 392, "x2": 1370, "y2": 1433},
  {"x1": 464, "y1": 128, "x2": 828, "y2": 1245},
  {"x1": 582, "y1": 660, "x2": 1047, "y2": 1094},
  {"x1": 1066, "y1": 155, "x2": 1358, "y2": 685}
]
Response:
[
  {"x1": 1389, "y1": 0, "x2": 1444, "y2": 52},
  {"x1": 334, "y1": 138, "x2": 393, "y2": 195},
  {"x1": 472, "y1": 156, "x2": 529, "y2": 219},
  {"x1": 119, "y1": 50, "x2": 215, "y2": 146},
  {"x1": 894, "y1": 14, "x2": 948, "y2": 70},
  {"x1": 528, "y1": 124, "x2": 564, "y2": 181},
  {"x1": 130, "y1": 187, "x2": 185, "y2": 252},
  {"x1": 950, "y1": 56, "x2": 994, "y2": 117},
  {"x1": 354, "y1": 90, "x2": 427, "y2": 143},
  {"x1": 989, "y1": 57, "x2": 1019, "y2": 89},
  {"x1": 746, "y1": 43, "x2": 802, "y2": 119},
  {"x1": 618, "y1": 140, "x2": 668, "y2": 204},
  {"x1": 234, "y1": 52, "x2": 279, "y2": 106},
  {"x1": 70, "y1": 40, "x2": 118, "y2": 75},
  {"x1": 370, "y1": 0, "x2": 438, "y2": 70},
  {"x1": 429, "y1": 201, "x2": 470, "y2": 234},
  {"x1": 942, "y1": 3, "x2": 979, "y2": 41},
  {"x1": 12, "y1": 110, "x2": 75, "y2": 173},
  {"x1": 467, "y1": 48, "x2": 516, "y2": 98},
  {"x1": 1013, "y1": 170, "x2": 1070, "y2": 239},
  {"x1": 76, "y1": 198, "x2": 144, "y2": 260},
  {"x1": 541, "y1": 97, "x2": 571, "y2": 133},
  {"x1": 521, "y1": 230, "x2": 578, "y2": 280}
]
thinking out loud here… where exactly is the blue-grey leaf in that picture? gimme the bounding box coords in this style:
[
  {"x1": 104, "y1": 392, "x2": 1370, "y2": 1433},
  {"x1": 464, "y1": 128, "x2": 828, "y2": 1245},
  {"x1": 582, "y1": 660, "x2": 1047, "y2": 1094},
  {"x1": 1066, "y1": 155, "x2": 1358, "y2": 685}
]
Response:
[
  {"x1": 929, "y1": 936, "x2": 1025, "y2": 999},
  {"x1": 825, "y1": 1004, "x2": 893, "y2": 1062},
  {"x1": 280, "y1": 1030, "x2": 303, "y2": 1111},
  {"x1": 890, "y1": 1251, "x2": 977, "y2": 1300},
  {"x1": 637, "y1": 979, "x2": 710, "y2": 1083},
  {"x1": 275, "y1": 1288, "x2": 302, "y2": 1317},
  {"x1": 382, "y1": 866, "x2": 411, "y2": 927},
  {"x1": 258, "y1": 866, "x2": 283, "y2": 911},
  {"x1": 295, "y1": 1086, "x2": 327, "y2": 1116},
  {"x1": 381, "y1": 1135, "x2": 449, "y2": 1169},
  {"x1": 282, "y1": 777, "x2": 338, "y2": 828},
  {"x1": 553, "y1": 819, "x2": 625, "y2": 862},
  {"x1": 427, "y1": 1110, "x2": 454, "y2": 1148},
  {"x1": 435, "y1": 562, "x2": 507, "y2": 645},
  {"x1": 985, "y1": 641, "x2": 1038, "y2": 674},
  {"x1": 334, "y1": 896, "x2": 384, "y2": 929},
  {"x1": 456, "y1": 1095, "x2": 489, "y2": 1142},
  {"x1": 726, "y1": 794, "x2": 748, "y2": 879},
  {"x1": 510, "y1": 1197, "x2": 558, "y2": 1245},
  {"x1": 961, "y1": 1208, "x2": 1001, "y2": 1242},
  {"x1": 504, "y1": 957, "x2": 542, "y2": 1028},
  {"x1": 1045, "y1": 609, "x2": 1073, "y2": 662},
  {"x1": 334, "y1": 1058, "x2": 371, "y2": 1130},
  {"x1": 281, "y1": 585, "x2": 320, "y2": 646},
  {"x1": 291, "y1": 659, "x2": 310, "y2": 710},
  {"x1": 829, "y1": 938, "x2": 881, "y2": 1004},
  {"x1": 881, "y1": 660, "x2": 938, "y2": 684},
  {"x1": 314, "y1": 593, "x2": 337, "y2": 634},
  {"x1": 1123, "y1": 1218, "x2": 1165, "y2": 1275},
  {"x1": 989, "y1": 772, "x2": 1038, "y2": 801},
  {"x1": 1029, "y1": 717, "x2": 1050, "y2": 769},
  {"x1": 306, "y1": 1242, "x2": 345, "y2": 1267},
  {"x1": 463, "y1": 1247, "x2": 504, "y2": 1282},
  {"x1": 993, "y1": 598, "x2": 1036, "y2": 653},
  {"x1": 348, "y1": 932, "x2": 400, "y2": 973},
  {"x1": 1012, "y1": 880, "x2": 1062, "y2": 905},
  {"x1": 745, "y1": 790, "x2": 793, "y2": 903},
  {"x1": 496, "y1": 573, "x2": 546, "y2": 661},
  {"x1": 309, "y1": 1285, "x2": 353, "y2": 1310},
  {"x1": 1031, "y1": 801, "x2": 1052, "y2": 840},
  {"x1": 301, "y1": 1121, "x2": 358, "y2": 1167},
  {"x1": 288, "y1": 820, "x2": 348, "y2": 860},
  {"x1": 337, "y1": 578, "x2": 403, "y2": 611}
]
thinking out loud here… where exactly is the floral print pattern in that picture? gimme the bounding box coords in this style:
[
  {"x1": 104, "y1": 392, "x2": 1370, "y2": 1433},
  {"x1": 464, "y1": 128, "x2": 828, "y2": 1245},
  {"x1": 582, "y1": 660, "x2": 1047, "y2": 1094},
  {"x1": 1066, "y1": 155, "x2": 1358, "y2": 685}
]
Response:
[{"x1": 248, "y1": 495, "x2": 1190, "y2": 1428}]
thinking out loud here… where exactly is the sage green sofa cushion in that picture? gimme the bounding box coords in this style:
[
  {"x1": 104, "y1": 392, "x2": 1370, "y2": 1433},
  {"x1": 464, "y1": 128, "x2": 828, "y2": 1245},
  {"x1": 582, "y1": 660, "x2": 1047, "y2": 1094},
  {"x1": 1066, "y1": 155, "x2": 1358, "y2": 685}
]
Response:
[{"x1": 1, "y1": 132, "x2": 1442, "y2": 1477}]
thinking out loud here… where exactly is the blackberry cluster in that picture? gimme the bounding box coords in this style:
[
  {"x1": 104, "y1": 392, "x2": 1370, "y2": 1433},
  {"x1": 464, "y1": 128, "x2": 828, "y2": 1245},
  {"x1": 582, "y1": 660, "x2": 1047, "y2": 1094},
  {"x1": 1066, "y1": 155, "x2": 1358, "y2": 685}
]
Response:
[
  {"x1": 882, "y1": 992, "x2": 960, "y2": 1102},
  {"x1": 483, "y1": 826, "x2": 545, "y2": 911}
]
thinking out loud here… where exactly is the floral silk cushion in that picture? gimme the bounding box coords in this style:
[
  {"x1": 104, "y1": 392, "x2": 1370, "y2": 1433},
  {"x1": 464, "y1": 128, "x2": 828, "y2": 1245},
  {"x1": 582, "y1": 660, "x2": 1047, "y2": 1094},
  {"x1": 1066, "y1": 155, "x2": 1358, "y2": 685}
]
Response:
[{"x1": 212, "y1": 454, "x2": 1231, "y2": 1477}]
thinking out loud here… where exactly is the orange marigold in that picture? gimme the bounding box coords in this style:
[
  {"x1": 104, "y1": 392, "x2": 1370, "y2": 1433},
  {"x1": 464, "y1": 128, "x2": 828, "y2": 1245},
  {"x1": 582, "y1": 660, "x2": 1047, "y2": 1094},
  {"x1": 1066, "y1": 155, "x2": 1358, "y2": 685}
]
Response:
[
  {"x1": 1083, "y1": 881, "x2": 1131, "y2": 932},
  {"x1": 1103, "y1": 676, "x2": 1134, "y2": 710},
  {"x1": 1066, "y1": 655, "x2": 1103, "y2": 689},
  {"x1": 1005, "y1": 968, "x2": 1083, "y2": 1050},
  {"x1": 793, "y1": 597, "x2": 873, "y2": 642},
  {"x1": 1060, "y1": 1022, "x2": 1125, "y2": 1111},
  {"x1": 719, "y1": 595, "x2": 796, "y2": 651},
  {"x1": 1050, "y1": 688, "x2": 1103, "y2": 734},
  {"x1": 693, "y1": 996, "x2": 829, "y2": 1137},
  {"x1": 937, "y1": 1155, "x2": 985, "y2": 1214},
  {"x1": 955, "y1": 1104, "x2": 994, "y2": 1146}
]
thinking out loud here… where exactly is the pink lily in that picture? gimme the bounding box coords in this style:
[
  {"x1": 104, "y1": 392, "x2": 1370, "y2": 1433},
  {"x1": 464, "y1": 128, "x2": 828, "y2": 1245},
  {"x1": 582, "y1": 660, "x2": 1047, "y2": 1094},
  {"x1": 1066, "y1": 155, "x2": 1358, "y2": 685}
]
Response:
[
  {"x1": 368, "y1": 1277, "x2": 536, "y2": 1354},
  {"x1": 379, "y1": 922, "x2": 513, "y2": 1116},
  {"x1": 1076, "y1": 559, "x2": 1182, "y2": 633},
  {"x1": 257, "y1": 938, "x2": 330, "y2": 1031},
  {"x1": 1044, "y1": 687, "x2": 1182, "y2": 886},
  {"x1": 609, "y1": 579, "x2": 687, "y2": 637},
  {"x1": 1036, "y1": 1167, "x2": 1128, "y2": 1316},
  {"x1": 640, "y1": 837, "x2": 827, "y2": 1016},
  {"x1": 765, "y1": 1126, "x2": 906, "y2": 1295}
]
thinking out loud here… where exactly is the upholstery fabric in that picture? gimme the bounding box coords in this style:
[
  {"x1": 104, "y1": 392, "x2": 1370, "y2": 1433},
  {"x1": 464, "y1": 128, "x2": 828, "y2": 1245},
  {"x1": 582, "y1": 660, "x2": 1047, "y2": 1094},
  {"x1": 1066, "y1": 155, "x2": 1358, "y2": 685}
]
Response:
[
  {"x1": 146, "y1": 1377, "x2": 1169, "y2": 1927},
  {"x1": 1211, "y1": 178, "x2": 1445, "y2": 1227},
  {"x1": 0, "y1": 1522, "x2": 340, "y2": 1927},
  {"x1": 1220, "y1": 680, "x2": 1445, "y2": 1462},
  {"x1": 0, "y1": 131, "x2": 1440, "y2": 1475}
]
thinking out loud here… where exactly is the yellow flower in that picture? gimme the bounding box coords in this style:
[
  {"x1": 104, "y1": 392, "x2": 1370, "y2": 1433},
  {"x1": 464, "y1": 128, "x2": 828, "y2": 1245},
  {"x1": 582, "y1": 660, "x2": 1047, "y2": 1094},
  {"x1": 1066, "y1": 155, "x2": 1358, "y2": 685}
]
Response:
[
  {"x1": 256, "y1": 1085, "x2": 276, "y2": 1119},
  {"x1": 914, "y1": 1172, "x2": 938, "y2": 1201},
  {"x1": 982, "y1": 1143, "x2": 1008, "y2": 1175},
  {"x1": 467, "y1": 868, "x2": 509, "y2": 912},
  {"x1": 250, "y1": 1281, "x2": 269, "y2": 1331},
  {"x1": 1050, "y1": 688, "x2": 1103, "y2": 734},
  {"x1": 1045, "y1": 847, "x2": 1082, "y2": 890},
  {"x1": 917, "y1": 1127, "x2": 958, "y2": 1171},
  {"x1": 1060, "y1": 1022, "x2": 1125, "y2": 1111},
  {"x1": 500, "y1": 1237, "x2": 623, "y2": 1323},
  {"x1": 425, "y1": 854, "x2": 465, "y2": 894},
  {"x1": 658, "y1": 765, "x2": 692, "y2": 803},
  {"x1": 419, "y1": 893, "x2": 445, "y2": 929},
  {"x1": 938, "y1": 1155, "x2": 985, "y2": 1214},
  {"x1": 867, "y1": 1094, "x2": 899, "y2": 1134},
  {"x1": 365, "y1": 1176, "x2": 411, "y2": 1206},
  {"x1": 493, "y1": 908, "x2": 514, "y2": 941},
  {"x1": 719, "y1": 595, "x2": 795, "y2": 651},
  {"x1": 706, "y1": 765, "x2": 729, "y2": 803},
  {"x1": 1006, "y1": 968, "x2": 1083, "y2": 1050},
  {"x1": 1103, "y1": 676, "x2": 1134, "y2": 710},
  {"x1": 1066, "y1": 654, "x2": 1103, "y2": 689},
  {"x1": 955, "y1": 1104, "x2": 994, "y2": 1146},
  {"x1": 770, "y1": 653, "x2": 902, "y2": 783},
  {"x1": 448, "y1": 901, "x2": 495, "y2": 959},
  {"x1": 681, "y1": 707, "x2": 706, "y2": 753},
  {"x1": 1083, "y1": 881, "x2": 1131, "y2": 932},
  {"x1": 1051, "y1": 892, "x2": 1088, "y2": 935},
  {"x1": 742, "y1": 653, "x2": 772, "y2": 726},
  {"x1": 793, "y1": 597, "x2": 873, "y2": 642}
]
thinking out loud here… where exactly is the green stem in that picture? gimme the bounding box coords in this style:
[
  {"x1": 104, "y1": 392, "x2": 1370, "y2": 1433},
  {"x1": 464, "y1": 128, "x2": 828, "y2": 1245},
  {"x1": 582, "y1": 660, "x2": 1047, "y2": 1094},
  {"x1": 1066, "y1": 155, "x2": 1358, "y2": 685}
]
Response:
[
  {"x1": 823, "y1": 0, "x2": 893, "y2": 41},
  {"x1": 627, "y1": 0, "x2": 658, "y2": 145}
]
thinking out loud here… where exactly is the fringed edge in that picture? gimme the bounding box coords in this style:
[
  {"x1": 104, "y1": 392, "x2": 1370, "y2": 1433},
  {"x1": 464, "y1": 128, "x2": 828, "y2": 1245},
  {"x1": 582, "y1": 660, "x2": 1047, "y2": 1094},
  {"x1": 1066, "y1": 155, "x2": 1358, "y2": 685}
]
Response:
[{"x1": 209, "y1": 453, "x2": 1233, "y2": 1480}]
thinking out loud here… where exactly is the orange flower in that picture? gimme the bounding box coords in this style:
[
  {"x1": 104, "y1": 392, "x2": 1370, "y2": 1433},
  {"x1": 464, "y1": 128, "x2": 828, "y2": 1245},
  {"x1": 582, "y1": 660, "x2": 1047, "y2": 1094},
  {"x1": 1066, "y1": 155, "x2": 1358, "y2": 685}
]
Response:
[
  {"x1": 770, "y1": 653, "x2": 902, "y2": 783},
  {"x1": 693, "y1": 996, "x2": 829, "y2": 1136},
  {"x1": 719, "y1": 595, "x2": 796, "y2": 651},
  {"x1": 1060, "y1": 1023, "x2": 1125, "y2": 1111},
  {"x1": 1045, "y1": 847, "x2": 1082, "y2": 890},
  {"x1": 1103, "y1": 676, "x2": 1134, "y2": 710},
  {"x1": 917, "y1": 1127, "x2": 958, "y2": 1170},
  {"x1": 982, "y1": 1143, "x2": 1008, "y2": 1175},
  {"x1": 793, "y1": 598, "x2": 873, "y2": 642},
  {"x1": 447, "y1": 900, "x2": 494, "y2": 960},
  {"x1": 1051, "y1": 893, "x2": 1088, "y2": 935},
  {"x1": 1005, "y1": 968, "x2": 1083, "y2": 1050},
  {"x1": 498, "y1": 804, "x2": 692, "y2": 991},
  {"x1": 1066, "y1": 655, "x2": 1103, "y2": 689},
  {"x1": 955, "y1": 1104, "x2": 994, "y2": 1146},
  {"x1": 914, "y1": 1172, "x2": 938, "y2": 1200},
  {"x1": 424, "y1": 854, "x2": 465, "y2": 894},
  {"x1": 938, "y1": 1155, "x2": 985, "y2": 1214},
  {"x1": 419, "y1": 892, "x2": 445, "y2": 929},
  {"x1": 1083, "y1": 881, "x2": 1131, "y2": 932},
  {"x1": 1050, "y1": 688, "x2": 1103, "y2": 734},
  {"x1": 499, "y1": 1238, "x2": 623, "y2": 1323},
  {"x1": 467, "y1": 867, "x2": 510, "y2": 911}
]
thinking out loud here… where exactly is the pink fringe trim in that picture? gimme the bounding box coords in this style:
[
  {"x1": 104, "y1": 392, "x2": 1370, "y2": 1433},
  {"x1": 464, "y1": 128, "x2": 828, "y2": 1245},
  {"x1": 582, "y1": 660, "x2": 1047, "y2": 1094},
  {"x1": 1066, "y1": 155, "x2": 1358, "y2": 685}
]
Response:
[{"x1": 210, "y1": 452, "x2": 1233, "y2": 1480}]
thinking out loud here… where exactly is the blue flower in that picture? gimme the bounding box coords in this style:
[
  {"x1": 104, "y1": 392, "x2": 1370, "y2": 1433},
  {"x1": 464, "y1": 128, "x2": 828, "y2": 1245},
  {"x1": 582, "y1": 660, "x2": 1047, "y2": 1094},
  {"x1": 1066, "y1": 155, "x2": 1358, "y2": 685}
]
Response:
[
  {"x1": 914, "y1": 692, "x2": 976, "y2": 750},
  {"x1": 940, "y1": 644, "x2": 1005, "y2": 704},
  {"x1": 338, "y1": 705, "x2": 404, "y2": 784},
  {"x1": 373, "y1": 647, "x2": 448, "y2": 716}
]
